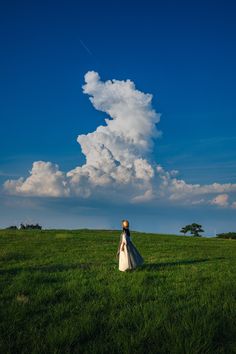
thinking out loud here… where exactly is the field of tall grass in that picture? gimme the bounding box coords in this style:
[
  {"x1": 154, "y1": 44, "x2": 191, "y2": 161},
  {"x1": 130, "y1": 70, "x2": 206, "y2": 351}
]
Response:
[{"x1": 0, "y1": 229, "x2": 235, "y2": 354}]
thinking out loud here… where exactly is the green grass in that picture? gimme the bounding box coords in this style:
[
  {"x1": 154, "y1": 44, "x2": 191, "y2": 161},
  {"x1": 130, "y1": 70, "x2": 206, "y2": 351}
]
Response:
[{"x1": 0, "y1": 229, "x2": 236, "y2": 354}]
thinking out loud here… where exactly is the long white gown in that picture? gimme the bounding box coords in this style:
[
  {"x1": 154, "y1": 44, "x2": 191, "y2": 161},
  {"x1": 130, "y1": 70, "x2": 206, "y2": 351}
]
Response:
[{"x1": 118, "y1": 230, "x2": 143, "y2": 272}]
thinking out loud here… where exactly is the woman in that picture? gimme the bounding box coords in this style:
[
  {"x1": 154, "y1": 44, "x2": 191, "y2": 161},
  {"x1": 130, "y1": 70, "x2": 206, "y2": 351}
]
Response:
[{"x1": 117, "y1": 220, "x2": 144, "y2": 272}]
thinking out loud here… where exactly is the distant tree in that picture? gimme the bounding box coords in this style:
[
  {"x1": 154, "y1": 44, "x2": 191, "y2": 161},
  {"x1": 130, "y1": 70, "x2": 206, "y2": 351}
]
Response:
[
  {"x1": 180, "y1": 225, "x2": 190, "y2": 235},
  {"x1": 5, "y1": 225, "x2": 18, "y2": 230},
  {"x1": 190, "y1": 223, "x2": 204, "y2": 237},
  {"x1": 32, "y1": 223, "x2": 42, "y2": 230},
  {"x1": 180, "y1": 223, "x2": 204, "y2": 237},
  {"x1": 20, "y1": 223, "x2": 42, "y2": 230},
  {"x1": 217, "y1": 232, "x2": 236, "y2": 239}
]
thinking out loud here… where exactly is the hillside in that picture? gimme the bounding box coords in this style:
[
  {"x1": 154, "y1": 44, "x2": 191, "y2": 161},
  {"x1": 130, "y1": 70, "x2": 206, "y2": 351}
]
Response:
[{"x1": 0, "y1": 229, "x2": 235, "y2": 354}]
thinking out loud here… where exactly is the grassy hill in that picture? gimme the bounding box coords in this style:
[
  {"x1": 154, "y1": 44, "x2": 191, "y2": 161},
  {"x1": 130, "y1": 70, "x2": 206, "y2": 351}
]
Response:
[{"x1": 0, "y1": 229, "x2": 235, "y2": 354}]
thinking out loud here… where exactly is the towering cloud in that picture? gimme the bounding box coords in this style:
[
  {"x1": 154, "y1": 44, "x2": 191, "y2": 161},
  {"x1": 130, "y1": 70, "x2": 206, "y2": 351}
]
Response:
[
  {"x1": 67, "y1": 71, "x2": 159, "y2": 201},
  {"x1": 3, "y1": 71, "x2": 236, "y2": 208}
]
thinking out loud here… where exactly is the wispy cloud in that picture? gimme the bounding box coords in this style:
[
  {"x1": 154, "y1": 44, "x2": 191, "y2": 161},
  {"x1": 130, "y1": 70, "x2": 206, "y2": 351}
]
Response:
[
  {"x1": 0, "y1": 171, "x2": 20, "y2": 177},
  {"x1": 79, "y1": 39, "x2": 92, "y2": 55}
]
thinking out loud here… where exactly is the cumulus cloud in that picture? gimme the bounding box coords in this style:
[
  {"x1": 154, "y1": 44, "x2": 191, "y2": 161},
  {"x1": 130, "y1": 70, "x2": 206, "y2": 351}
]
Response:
[
  {"x1": 3, "y1": 71, "x2": 236, "y2": 209},
  {"x1": 210, "y1": 194, "x2": 229, "y2": 207},
  {"x1": 4, "y1": 161, "x2": 69, "y2": 197}
]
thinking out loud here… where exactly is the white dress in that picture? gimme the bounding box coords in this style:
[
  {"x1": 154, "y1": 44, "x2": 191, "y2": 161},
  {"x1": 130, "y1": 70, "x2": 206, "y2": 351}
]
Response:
[{"x1": 118, "y1": 231, "x2": 143, "y2": 272}]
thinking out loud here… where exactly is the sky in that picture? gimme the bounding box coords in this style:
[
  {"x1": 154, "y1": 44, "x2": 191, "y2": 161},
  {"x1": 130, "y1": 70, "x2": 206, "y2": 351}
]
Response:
[{"x1": 1, "y1": 0, "x2": 236, "y2": 234}]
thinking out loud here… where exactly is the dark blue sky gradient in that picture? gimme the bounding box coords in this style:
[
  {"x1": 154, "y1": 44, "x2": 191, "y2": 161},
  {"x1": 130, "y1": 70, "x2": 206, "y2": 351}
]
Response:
[{"x1": 1, "y1": 0, "x2": 236, "y2": 231}]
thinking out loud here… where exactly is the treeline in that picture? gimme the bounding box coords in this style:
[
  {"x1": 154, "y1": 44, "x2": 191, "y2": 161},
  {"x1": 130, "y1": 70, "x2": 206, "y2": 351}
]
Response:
[
  {"x1": 217, "y1": 232, "x2": 236, "y2": 239},
  {"x1": 6, "y1": 223, "x2": 42, "y2": 230}
]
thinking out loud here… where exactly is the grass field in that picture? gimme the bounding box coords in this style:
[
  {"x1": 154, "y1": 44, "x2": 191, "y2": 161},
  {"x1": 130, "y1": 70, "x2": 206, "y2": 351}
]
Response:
[{"x1": 0, "y1": 229, "x2": 236, "y2": 354}]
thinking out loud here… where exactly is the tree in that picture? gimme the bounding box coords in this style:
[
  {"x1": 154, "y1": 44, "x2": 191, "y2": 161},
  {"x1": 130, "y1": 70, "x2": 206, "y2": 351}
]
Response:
[
  {"x1": 217, "y1": 232, "x2": 236, "y2": 239},
  {"x1": 180, "y1": 223, "x2": 204, "y2": 237},
  {"x1": 5, "y1": 225, "x2": 18, "y2": 230},
  {"x1": 190, "y1": 223, "x2": 204, "y2": 237},
  {"x1": 20, "y1": 223, "x2": 42, "y2": 230},
  {"x1": 180, "y1": 225, "x2": 190, "y2": 235}
]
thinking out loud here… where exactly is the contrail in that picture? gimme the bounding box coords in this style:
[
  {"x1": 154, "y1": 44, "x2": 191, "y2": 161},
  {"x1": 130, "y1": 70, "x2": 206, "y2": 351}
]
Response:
[{"x1": 79, "y1": 39, "x2": 92, "y2": 55}]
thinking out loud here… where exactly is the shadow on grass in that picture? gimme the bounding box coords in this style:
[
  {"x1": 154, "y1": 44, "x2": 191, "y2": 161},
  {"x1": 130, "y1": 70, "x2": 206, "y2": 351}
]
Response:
[
  {"x1": 141, "y1": 257, "x2": 225, "y2": 271},
  {"x1": 0, "y1": 258, "x2": 226, "y2": 276},
  {"x1": 0, "y1": 263, "x2": 92, "y2": 276},
  {"x1": 0, "y1": 253, "x2": 30, "y2": 262},
  {"x1": 29, "y1": 263, "x2": 91, "y2": 272}
]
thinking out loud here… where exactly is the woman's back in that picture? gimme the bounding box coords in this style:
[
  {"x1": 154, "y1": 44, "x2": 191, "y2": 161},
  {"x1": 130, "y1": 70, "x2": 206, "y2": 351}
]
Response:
[{"x1": 118, "y1": 220, "x2": 143, "y2": 272}]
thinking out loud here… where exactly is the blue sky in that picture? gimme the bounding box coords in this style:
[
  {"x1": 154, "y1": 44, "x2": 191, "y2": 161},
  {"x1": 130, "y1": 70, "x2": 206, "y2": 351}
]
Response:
[{"x1": 1, "y1": 0, "x2": 236, "y2": 234}]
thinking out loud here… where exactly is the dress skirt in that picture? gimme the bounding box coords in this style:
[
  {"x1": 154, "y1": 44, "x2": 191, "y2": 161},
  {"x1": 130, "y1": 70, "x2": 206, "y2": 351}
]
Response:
[{"x1": 119, "y1": 233, "x2": 143, "y2": 272}]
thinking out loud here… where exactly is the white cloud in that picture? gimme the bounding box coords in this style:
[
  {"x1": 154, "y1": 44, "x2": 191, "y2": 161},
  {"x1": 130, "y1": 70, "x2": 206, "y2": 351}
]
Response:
[
  {"x1": 231, "y1": 201, "x2": 236, "y2": 209},
  {"x1": 131, "y1": 189, "x2": 154, "y2": 203},
  {"x1": 167, "y1": 179, "x2": 236, "y2": 201},
  {"x1": 3, "y1": 71, "x2": 236, "y2": 209},
  {"x1": 4, "y1": 161, "x2": 69, "y2": 197},
  {"x1": 191, "y1": 198, "x2": 205, "y2": 205},
  {"x1": 210, "y1": 194, "x2": 229, "y2": 207}
]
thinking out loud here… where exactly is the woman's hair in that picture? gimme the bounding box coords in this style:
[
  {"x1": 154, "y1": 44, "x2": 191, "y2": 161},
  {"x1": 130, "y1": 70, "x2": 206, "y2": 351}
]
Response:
[
  {"x1": 123, "y1": 227, "x2": 130, "y2": 237},
  {"x1": 122, "y1": 219, "x2": 130, "y2": 236}
]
